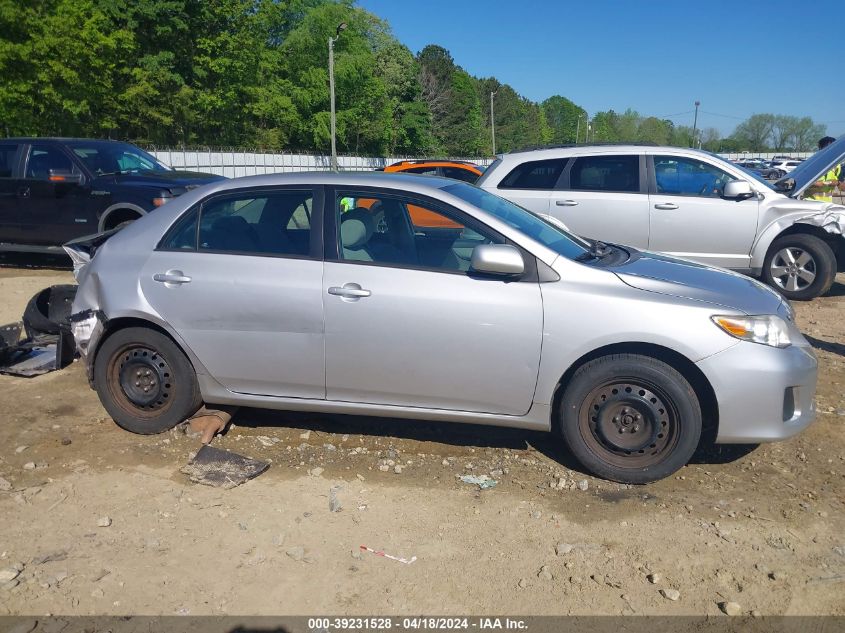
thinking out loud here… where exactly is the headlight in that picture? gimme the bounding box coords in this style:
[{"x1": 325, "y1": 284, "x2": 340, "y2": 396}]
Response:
[{"x1": 711, "y1": 315, "x2": 792, "y2": 348}]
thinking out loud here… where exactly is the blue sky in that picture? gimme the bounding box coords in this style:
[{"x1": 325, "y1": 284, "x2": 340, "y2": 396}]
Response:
[{"x1": 357, "y1": 0, "x2": 844, "y2": 137}]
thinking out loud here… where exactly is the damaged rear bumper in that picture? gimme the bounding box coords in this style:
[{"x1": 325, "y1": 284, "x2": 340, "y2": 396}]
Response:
[{"x1": 68, "y1": 309, "x2": 106, "y2": 386}]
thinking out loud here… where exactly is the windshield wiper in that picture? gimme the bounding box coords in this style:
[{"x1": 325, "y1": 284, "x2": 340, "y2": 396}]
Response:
[{"x1": 575, "y1": 239, "x2": 613, "y2": 261}]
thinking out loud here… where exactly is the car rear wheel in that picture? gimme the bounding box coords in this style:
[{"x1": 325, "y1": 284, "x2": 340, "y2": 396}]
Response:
[
  {"x1": 558, "y1": 354, "x2": 702, "y2": 484},
  {"x1": 94, "y1": 327, "x2": 202, "y2": 434},
  {"x1": 763, "y1": 234, "x2": 837, "y2": 301}
]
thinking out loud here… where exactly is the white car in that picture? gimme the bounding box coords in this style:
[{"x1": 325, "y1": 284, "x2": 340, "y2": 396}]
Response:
[
  {"x1": 769, "y1": 159, "x2": 803, "y2": 177},
  {"x1": 477, "y1": 139, "x2": 845, "y2": 300}
]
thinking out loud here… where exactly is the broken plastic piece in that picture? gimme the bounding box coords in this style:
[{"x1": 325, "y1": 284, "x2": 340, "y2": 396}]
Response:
[
  {"x1": 459, "y1": 474, "x2": 498, "y2": 489},
  {"x1": 180, "y1": 445, "x2": 270, "y2": 489},
  {"x1": 359, "y1": 545, "x2": 416, "y2": 565}
]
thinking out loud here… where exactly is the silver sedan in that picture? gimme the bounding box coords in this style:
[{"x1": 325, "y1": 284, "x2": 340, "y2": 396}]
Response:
[{"x1": 67, "y1": 172, "x2": 818, "y2": 483}]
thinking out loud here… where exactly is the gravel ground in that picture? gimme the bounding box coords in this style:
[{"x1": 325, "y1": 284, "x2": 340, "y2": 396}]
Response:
[{"x1": 0, "y1": 258, "x2": 843, "y2": 616}]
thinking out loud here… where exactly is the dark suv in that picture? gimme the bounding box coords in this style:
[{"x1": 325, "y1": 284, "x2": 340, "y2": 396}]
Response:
[{"x1": 0, "y1": 138, "x2": 224, "y2": 253}]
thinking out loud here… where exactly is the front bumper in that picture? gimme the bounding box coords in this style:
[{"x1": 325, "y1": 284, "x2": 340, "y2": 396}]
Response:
[{"x1": 697, "y1": 339, "x2": 818, "y2": 443}]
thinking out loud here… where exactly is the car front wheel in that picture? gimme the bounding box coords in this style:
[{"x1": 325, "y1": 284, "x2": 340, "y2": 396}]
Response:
[
  {"x1": 762, "y1": 234, "x2": 837, "y2": 301},
  {"x1": 559, "y1": 354, "x2": 702, "y2": 484},
  {"x1": 94, "y1": 326, "x2": 202, "y2": 434}
]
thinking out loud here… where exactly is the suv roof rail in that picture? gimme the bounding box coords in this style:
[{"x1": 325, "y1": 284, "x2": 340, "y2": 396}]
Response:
[{"x1": 512, "y1": 141, "x2": 661, "y2": 153}]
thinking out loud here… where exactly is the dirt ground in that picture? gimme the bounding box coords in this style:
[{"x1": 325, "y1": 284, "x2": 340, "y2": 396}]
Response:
[{"x1": 0, "y1": 255, "x2": 843, "y2": 617}]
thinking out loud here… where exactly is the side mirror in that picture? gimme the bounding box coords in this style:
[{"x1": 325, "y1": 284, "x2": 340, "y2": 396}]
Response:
[
  {"x1": 48, "y1": 169, "x2": 82, "y2": 185},
  {"x1": 723, "y1": 180, "x2": 755, "y2": 201},
  {"x1": 470, "y1": 244, "x2": 524, "y2": 276}
]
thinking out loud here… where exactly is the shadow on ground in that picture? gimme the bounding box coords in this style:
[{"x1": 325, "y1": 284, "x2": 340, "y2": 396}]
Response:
[
  {"x1": 230, "y1": 407, "x2": 757, "y2": 477},
  {"x1": 805, "y1": 334, "x2": 845, "y2": 357}
]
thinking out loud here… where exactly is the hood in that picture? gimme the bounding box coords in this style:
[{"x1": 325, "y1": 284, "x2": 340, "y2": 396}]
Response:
[
  {"x1": 775, "y1": 134, "x2": 845, "y2": 198},
  {"x1": 610, "y1": 251, "x2": 785, "y2": 315},
  {"x1": 96, "y1": 170, "x2": 225, "y2": 190}
]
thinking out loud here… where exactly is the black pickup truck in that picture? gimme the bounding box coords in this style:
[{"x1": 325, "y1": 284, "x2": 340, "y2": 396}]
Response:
[{"x1": 0, "y1": 138, "x2": 224, "y2": 253}]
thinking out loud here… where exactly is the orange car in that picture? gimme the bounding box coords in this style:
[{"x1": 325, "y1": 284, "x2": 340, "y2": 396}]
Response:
[
  {"x1": 382, "y1": 160, "x2": 483, "y2": 183},
  {"x1": 379, "y1": 161, "x2": 484, "y2": 227}
]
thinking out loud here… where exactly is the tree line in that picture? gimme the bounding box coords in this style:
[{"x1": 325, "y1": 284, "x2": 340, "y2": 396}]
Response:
[{"x1": 0, "y1": 0, "x2": 828, "y2": 155}]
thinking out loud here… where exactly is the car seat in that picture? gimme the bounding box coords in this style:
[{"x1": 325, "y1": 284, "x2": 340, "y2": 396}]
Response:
[{"x1": 205, "y1": 215, "x2": 260, "y2": 252}]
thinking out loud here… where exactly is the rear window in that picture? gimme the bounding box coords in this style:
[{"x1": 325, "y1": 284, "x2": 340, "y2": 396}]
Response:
[
  {"x1": 568, "y1": 155, "x2": 640, "y2": 193},
  {"x1": 498, "y1": 159, "x2": 567, "y2": 190}
]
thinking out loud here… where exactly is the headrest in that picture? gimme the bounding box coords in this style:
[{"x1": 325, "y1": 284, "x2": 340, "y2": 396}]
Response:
[{"x1": 340, "y1": 208, "x2": 374, "y2": 250}]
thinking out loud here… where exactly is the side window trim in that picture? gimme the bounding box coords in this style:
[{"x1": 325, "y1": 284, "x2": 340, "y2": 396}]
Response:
[
  {"x1": 156, "y1": 185, "x2": 324, "y2": 260},
  {"x1": 323, "y1": 185, "x2": 538, "y2": 281}
]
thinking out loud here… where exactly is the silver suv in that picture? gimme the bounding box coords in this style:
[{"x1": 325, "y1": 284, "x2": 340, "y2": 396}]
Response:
[{"x1": 478, "y1": 137, "x2": 845, "y2": 300}]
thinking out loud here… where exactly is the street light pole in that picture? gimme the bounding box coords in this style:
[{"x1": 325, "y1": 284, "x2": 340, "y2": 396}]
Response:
[
  {"x1": 692, "y1": 100, "x2": 700, "y2": 149},
  {"x1": 490, "y1": 91, "x2": 497, "y2": 155},
  {"x1": 328, "y1": 22, "x2": 347, "y2": 171}
]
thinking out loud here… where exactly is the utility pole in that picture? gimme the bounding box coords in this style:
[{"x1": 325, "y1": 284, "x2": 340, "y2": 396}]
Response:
[
  {"x1": 692, "y1": 100, "x2": 700, "y2": 149},
  {"x1": 490, "y1": 90, "x2": 497, "y2": 155},
  {"x1": 576, "y1": 115, "x2": 581, "y2": 144},
  {"x1": 328, "y1": 22, "x2": 347, "y2": 171}
]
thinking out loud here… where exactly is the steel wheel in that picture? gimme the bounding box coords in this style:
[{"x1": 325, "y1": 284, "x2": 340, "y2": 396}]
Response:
[
  {"x1": 769, "y1": 247, "x2": 816, "y2": 293},
  {"x1": 106, "y1": 344, "x2": 175, "y2": 418},
  {"x1": 578, "y1": 379, "x2": 679, "y2": 469},
  {"x1": 94, "y1": 327, "x2": 202, "y2": 434}
]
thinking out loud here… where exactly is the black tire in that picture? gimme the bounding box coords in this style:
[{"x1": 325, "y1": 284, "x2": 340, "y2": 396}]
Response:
[
  {"x1": 762, "y1": 233, "x2": 837, "y2": 301},
  {"x1": 559, "y1": 354, "x2": 702, "y2": 484},
  {"x1": 23, "y1": 284, "x2": 78, "y2": 336},
  {"x1": 93, "y1": 327, "x2": 202, "y2": 434}
]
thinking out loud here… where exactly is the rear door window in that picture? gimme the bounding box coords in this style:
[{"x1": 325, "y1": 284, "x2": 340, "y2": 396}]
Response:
[
  {"x1": 0, "y1": 144, "x2": 19, "y2": 178},
  {"x1": 404, "y1": 165, "x2": 438, "y2": 175},
  {"x1": 498, "y1": 159, "x2": 568, "y2": 190},
  {"x1": 568, "y1": 155, "x2": 640, "y2": 193},
  {"x1": 24, "y1": 145, "x2": 76, "y2": 180}
]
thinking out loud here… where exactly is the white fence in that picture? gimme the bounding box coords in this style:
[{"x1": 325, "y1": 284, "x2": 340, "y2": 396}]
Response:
[
  {"x1": 719, "y1": 151, "x2": 813, "y2": 161},
  {"x1": 148, "y1": 149, "x2": 493, "y2": 178}
]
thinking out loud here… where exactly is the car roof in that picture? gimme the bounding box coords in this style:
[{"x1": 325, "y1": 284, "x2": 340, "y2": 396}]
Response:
[
  {"x1": 185, "y1": 170, "x2": 461, "y2": 195},
  {"x1": 386, "y1": 160, "x2": 482, "y2": 172}
]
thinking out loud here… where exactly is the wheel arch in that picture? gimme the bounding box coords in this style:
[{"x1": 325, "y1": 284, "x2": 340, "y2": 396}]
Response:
[
  {"x1": 752, "y1": 220, "x2": 845, "y2": 272},
  {"x1": 551, "y1": 342, "x2": 719, "y2": 446},
  {"x1": 89, "y1": 315, "x2": 207, "y2": 385},
  {"x1": 97, "y1": 203, "x2": 147, "y2": 232}
]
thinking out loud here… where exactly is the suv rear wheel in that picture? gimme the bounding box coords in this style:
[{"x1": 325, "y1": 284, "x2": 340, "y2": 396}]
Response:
[
  {"x1": 763, "y1": 233, "x2": 837, "y2": 301},
  {"x1": 94, "y1": 327, "x2": 202, "y2": 434},
  {"x1": 558, "y1": 354, "x2": 702, "y2": 484}
]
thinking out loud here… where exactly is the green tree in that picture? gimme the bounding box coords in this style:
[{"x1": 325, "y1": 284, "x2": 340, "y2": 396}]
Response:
[
  {"x1": 731, "y1": 113, "x2": 776, "y2": 151},
  {"x1": 541, "y1": 95, "x2": 586, "y2": 144}
]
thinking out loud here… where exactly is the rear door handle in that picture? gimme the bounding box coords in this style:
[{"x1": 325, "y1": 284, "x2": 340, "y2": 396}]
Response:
[
  {"x1": 555, "y1": 199, "x2": 579, "y2": 207},
  {"x1": 328, "y1": 283, "x2": 371, "y2": 300},
  {"x1": 153, "y1": 270, "x2": 192, "y2": 285},
  {"x1": 17, "y1": 187, "x2": 30, "y2": 199},
  {"x1": 654, "y1": 202, "x2": 679, "y2": 210}
]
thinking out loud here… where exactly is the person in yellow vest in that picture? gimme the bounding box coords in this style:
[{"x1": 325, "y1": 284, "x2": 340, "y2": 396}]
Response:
[{"x1": 805, "y1": 136, "x2": 842, "y2": 202}]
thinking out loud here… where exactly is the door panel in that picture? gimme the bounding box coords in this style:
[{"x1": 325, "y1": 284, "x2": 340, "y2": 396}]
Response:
[
  {"x1": 550, "y1": 154, "x2": 649, "y2": 248},
  {"x1": 323, "y1": 262, "x2": 543, "y2": 415},
  {"x1": 19, "y1": 144, "x2": 92, "y2": 245},
  {"x1": 648, "y1": 155, "x2": 758, "y2": 268},
  {"x1": 550, "y1": 191, "x2": 649, "y2": 247},
  {"x1": 140, "y1": 251, "x2": 325, "y2": 398}
]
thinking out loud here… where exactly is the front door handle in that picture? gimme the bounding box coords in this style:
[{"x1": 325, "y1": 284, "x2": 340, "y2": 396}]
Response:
[
  {"x1": 153, "y1": 270, "x2": 192, "y2": 285},
  {"x1": 555, "y1": 199, "x2": 579, "y2": 207},
  {"x1": 654, "y1": 202, "x2": 679, "y2": 210},
  {"x1": 328, "y1": 283, "x2": 371, "y2": 300},
  {"x1": 17, "y1": 186, "x2": 30, "y2": 199}
]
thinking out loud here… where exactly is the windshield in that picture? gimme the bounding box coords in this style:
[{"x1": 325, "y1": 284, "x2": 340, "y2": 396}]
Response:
[
  {"x1": 66, "y1": 141, "x2": 170, "y2": 176},
  {"x1": 442, "y1": 182, "x2": 590, "y2": 260}
]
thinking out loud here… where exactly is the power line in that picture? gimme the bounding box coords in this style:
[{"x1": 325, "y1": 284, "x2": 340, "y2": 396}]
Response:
[{"x1": 699, "y1": 110, "x2": 744, "y2": 120}]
